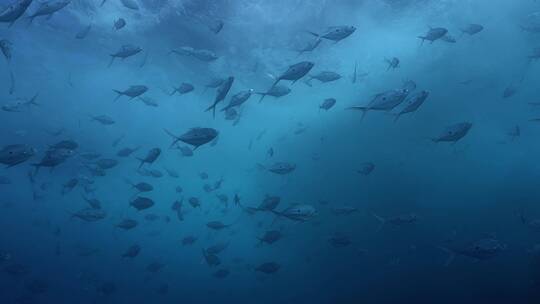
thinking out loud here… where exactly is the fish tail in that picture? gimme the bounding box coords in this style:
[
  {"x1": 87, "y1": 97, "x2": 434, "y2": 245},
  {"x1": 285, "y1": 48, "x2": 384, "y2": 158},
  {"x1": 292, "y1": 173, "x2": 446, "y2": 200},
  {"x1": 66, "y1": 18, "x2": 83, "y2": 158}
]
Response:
[
  {"x1": 255, "y1": 93, "x2": 266, "y2": 103},
  {"x1": 112, "y1": 90, "x2": 122, "y2": 101},
  {"x1": 346, "y1": 106, "x2": 368, "y2": 120},
  {"x1": 437, "y1": 246, "x2": 456, "y2": 267},
  {"x1": 372, "y1": 213, "x2": 386, "y2": 232},
  {"x1": 306, "y1": 30, "x2": 320, "y2": 38},
  {"x1": 417, "y1": 36, "x2": 425, "y2": 46},
  {"x1": 107, "y1": 56, "x2": 115, "y2": 67},
  {"x1": 136, "y1": 158, "x2": 145, "y2": 169}
]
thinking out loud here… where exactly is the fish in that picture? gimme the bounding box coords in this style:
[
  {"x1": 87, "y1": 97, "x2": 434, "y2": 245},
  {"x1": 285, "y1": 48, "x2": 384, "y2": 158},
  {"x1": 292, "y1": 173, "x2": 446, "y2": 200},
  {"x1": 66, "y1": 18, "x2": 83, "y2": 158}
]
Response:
[
  {"x1": 171, "y1": 198, "x2": 184, "y2": 221},
  {"x1": 0, "y1": 39, "x2": 12, "y2": 62},
  {"x1": 305, "y1": 71, "x2": 341, "y2": 86},
  {"x1": 117, "y1": 146, "x2": 139, "y2": 157},
  {"x1": 113, "y1": 85, "x2": 148, "y2": 101},
  {"x1": 385, "y1": 57, "x2": 399, "y2": 70},
  {"x1": 308, "y1": 25, "x2": 356, "y2": 42},
  {"x1": 75, "y1": 24, "x2": 91, "y2": 39},
  {"x1": 0, "y1": 0, "x2": 33, "y2": 27},
  {"x1": 171, "y1": 46, "x2": 218, "y2": 62},
  {"x1": 139, "y1": 96, "x2": 158, "y2": 107},
  {"x1": 221, "y1": 89, "x2": 253, "y2": 112},
  {"x1": 130, "y1": 196, "x2": 155, "y2": 211},
  {"x1": 259, "y1": 162, "x2": 296, "y2": 175},
  {"x1": 271, "y1": 204, "x2": 317, "y2": 222},
  {"x1": 109, "y1": 45, "x2": 142, "y2": 67},
  {"x1": 0, "y1": 144, "x2": 35, "y2": 168},
  {"x1": 113, "y1": 18, "x2": 126, "y2": 30},
  {"x1": 136, "y1": 148, "x2": 161, "y2": 168},
  {"x1": 120, "y1": 0, "x2": 139, "y2": 10},
  {"x1": 418, "y1": 27, "x2": 448, "y2": 44},
  {"x1": 393, "y1": 90, "x2": 429, "y2": 122},
  {"x1": 170, "y1": 83, "x2": 194, "y2": 96},
  {"x1": 257, "y1": 230, "x2": 282, "y2": 245},
  {"x1": 269, "y1": 61, "x2": 314, "y2": 88},
  {"x1": 90, "y1": 115, "x2": 115, "y2": 125},
  {"x1": 347, "y1": 88, "x2": 409, "y2": 119},
  {"x1": 357, "y1": 162, "x2": 375, "y2": 175},
  {"x1": 122, "y1": 245, "x2": 140, "y2": 258},
  {"x1": 439, "y1": 238, "x2": 506, "y2": 266},
  {"x1": 319, "y1": 98, "x2": 336, "y2": 111},
  {"x1": 461, "y1": 24, "x2": 484, "y2": 36},
  {"x1": 205, "y1": 76, "x2": 234, "y2": 117},
  {"x1": 32, "y1": 148, "x2": 74, "y2": 172},
  {"x1": 372, "y1": 213, "x2": 419, "y2": 231},
  {"x1": 432, "y1": 122, "x2": 473, "y2": 143},
  {"x1": 115, "y1": 219, "x2": 138, "y2": 230},
  {"x1": 27, "y1": 0, "x2": 71, "y2": 24},
  {"x1": 70, "y1": 208, "x2": 106, "y2": 222},
  {"x1": 255, "y1": 262, "x2": 280, "y2": 274},
  {"x1": 297, "y1": 38, "x2": 322, "y2": 56},
  {"x1": 164, "y1": 128, "x2": 219, "y2": 150},
  {"x1": 256, "y1": 85, "x2": 291, "y2": 102}
]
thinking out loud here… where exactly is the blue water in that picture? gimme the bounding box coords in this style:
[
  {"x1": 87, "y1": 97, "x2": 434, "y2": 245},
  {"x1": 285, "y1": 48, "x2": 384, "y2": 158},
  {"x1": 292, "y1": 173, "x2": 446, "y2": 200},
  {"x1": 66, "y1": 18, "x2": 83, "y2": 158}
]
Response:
[{"x1": 2, "y1": 0, "x2": 540, "y2": 303}]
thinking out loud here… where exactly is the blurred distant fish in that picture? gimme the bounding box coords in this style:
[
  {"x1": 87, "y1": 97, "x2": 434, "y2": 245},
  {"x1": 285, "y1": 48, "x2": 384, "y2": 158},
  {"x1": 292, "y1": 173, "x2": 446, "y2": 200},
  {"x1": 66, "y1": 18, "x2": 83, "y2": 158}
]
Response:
[
  {"x1": 441, "y1": 34, "x2": 457, "y2": 43},
  {"x1": 461, "y1": 24, "x2": 484, "y2": 36},
  {"x1": 256, "y1": 84, "x2": 291, "y2": 102},
  {"x1": 113, "y1": 18, "x2": 126, "y2": 30},
  {"x1": 75, "y1": 24, "x2": 91, "y2": 39},
  {"x1": 171, "y1": 46, "x2": 218, "y2": 62},
  {"x1": 297, "y1": 38, "x2": 321, "y2": 56},
  {"x1": 508, "y1": 125, "x2": 520, "y2": 140},
  {"x1": 90, "y1": 115, "x2": 115, "y2": 125},
  {"x1": 0, "y1": 0, "x2": 33, "y2": 27},
  {"x1": 259, "y1": 162, "x2": 296, "y2": 175},
  {"x1": 170, "y1": 83, "x2": 194, "y2": 96},
  {"x1": 528, "y1": 47, "x2": 540, "y2": 61},
  {"x1": 139, "y1": 96, "x2": 158, "y2": 107},
  {"x1": 502, "y1": 85, "x2": 517, "y2": 99},
  {"x1": 113, "y1": 85, "x2": 147, "y2": 101},
  {"x1": 139, "y1": 51, "x2": 148, "y2": 68},
  {"x1": 357, "y1": 162, "x2": 375, "y2": 175},
  {"x1": 204, "y1": 78, "x2": 225, "y2": 91},
  {"x1": 520, "y1": 12, "x2": 540, "y2": 33},
  {"x1": 319, "y1": 98, "x2": 336, "y2": 111},
  {"x1": 385, "y1": 57, "x2": 399, "y2": 70},
  {"x1": 109, "y1": 44, "x2": 142, "y2": 67},
  {"x1": 27, "y1": 0, "x2": 71, "y2": 24},
  {"x1": 178, "y1": 145, "x2": 193, "y2": 157},
  {"x1": 207, "y1": 19, "x2": 224, "y2": 34},
  {"x1": 432, "y1": 122, "x2": 472, "y2": 143},
  {"x1": 305, "y1": 71, "x2": 341, "y2": 86},
  {"x1": 0, "y1": 39, "x2": 12, "y2": 62},
  {"x1": 308, "y1": 25, "x2": 356, "y2": 42},
  {"x1": 120, "y1": 0, "x2": 139, "y2": 10},
  {"x1": 117, "y1": 146, "x2": 139, "y2": 157},
  {"x1": 418, "y1": 27, "x2": 448, "y2": 44},
  {"x1": 2, "y1": 93, "x2": 39, "y2": 112}
]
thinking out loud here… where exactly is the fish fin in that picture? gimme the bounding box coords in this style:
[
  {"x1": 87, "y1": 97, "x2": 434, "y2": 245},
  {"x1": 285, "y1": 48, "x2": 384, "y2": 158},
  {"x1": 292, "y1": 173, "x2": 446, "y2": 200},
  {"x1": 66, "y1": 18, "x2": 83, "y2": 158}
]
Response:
[
  {"x1": 372, "y1": 213, "x2": 386, "y2": 232},
  {"x1": 136, "y1": 158, "x2": 145, "y2": 169},
  {"x1": 112, "y1": 90, "x2": 122, "y2": 101},
  {"x1": 107, "y1": 56, "x2": 115, "y2": 67},
  {"x1": 346, "y1": 106, "x2": 368, "y2": 120},
  {"x1": 306, "y1": 30, "x2": 320, "y2": 38},
  {"x1": 255, "y1": 93, "x2": 266, "y2": 103},
  {"x1": 417, "y1": 36, "x2": 425, "y2": 46},
  {"x1": 437, "y1": 246, "x2": 456, "y2": 267}
]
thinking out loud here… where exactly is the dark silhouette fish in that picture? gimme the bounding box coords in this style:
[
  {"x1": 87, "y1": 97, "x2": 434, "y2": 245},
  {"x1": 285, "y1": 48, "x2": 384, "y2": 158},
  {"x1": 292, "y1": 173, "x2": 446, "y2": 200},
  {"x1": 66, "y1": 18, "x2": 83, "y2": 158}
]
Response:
[
  {"x1": 136, "y1": 148, "x2": 161, "y2": 168},
  {"x1": 0, "y1": 0, "x2": 33, "y2": 27},
  {"x1": 205, "y1": 76, "x2": 234, "y2": 118},
  {"x1": 164, "y1": 128, "x2": 218, "y2": 150},
  {"x1": 109, "y1": 44, "x2": 142, "y2": 67},
  {"x1": 27, "y1": 0, "x2": 70, "y2": 24}
]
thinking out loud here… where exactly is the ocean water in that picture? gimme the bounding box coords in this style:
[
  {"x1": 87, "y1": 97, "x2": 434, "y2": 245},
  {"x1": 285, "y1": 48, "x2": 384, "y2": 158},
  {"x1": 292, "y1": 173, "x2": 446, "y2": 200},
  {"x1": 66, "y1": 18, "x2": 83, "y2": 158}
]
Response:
[{"x1": 1, "y1": 0, "x2": 540, "y2": 303}]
